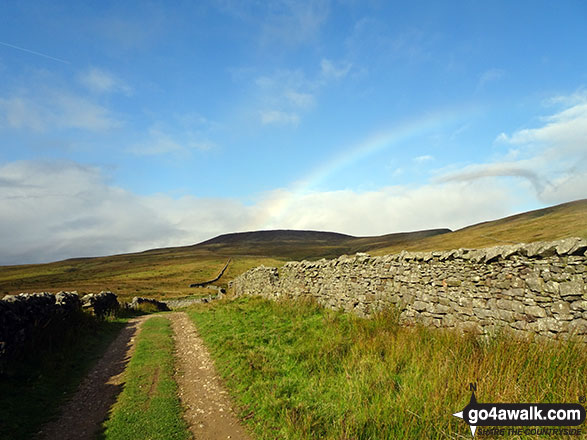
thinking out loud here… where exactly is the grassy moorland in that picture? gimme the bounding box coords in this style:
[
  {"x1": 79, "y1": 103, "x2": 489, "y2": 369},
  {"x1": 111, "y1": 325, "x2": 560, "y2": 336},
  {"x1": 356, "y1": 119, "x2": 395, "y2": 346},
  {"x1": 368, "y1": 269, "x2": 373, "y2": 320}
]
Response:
[
  {"x1": 0, "y1": 250, "x2": 283, "y2": 301},
  {"x1": 371, "y1": 199, "x2": 587, "y2": 256},
  {"x1": 100, "y1": 316, "x2": 189, "y2": 440},
  {"x1": 1, "y1": 199, "x2": 585, "y2": 300},
  {"x1": 0, "y1": 230, "x2": 446, "y2": 300},
  {"x1": 188, "y1": 297, "x2": 586, "y2": 440}
]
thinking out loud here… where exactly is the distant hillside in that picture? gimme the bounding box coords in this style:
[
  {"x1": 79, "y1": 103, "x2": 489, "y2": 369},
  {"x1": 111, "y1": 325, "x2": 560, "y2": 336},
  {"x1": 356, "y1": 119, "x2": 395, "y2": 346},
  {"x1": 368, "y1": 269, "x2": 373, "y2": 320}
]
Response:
[
  {"x1": 197, "y1": 230, "x2": 354, "y2": 246},
  {"x1": 1, "y1": 199, "x2": 585, "y2": 299},
  {"x1": 370, "y1": 199, "x2": 587, "y2": 255},
  {"x1": 192, "y1": 228, "x2": 451, "y2": 260}
]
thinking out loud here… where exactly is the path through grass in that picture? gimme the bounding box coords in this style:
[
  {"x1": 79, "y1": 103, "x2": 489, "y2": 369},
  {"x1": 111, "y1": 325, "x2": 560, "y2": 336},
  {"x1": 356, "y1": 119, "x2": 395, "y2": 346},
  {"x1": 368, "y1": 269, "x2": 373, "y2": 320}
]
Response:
[
  {"x1": 100, "y1": 316, "x2": 189, "y2": 440},
  {"x1": 188, "y1": 297, "x2": 586, "y2": 439}
]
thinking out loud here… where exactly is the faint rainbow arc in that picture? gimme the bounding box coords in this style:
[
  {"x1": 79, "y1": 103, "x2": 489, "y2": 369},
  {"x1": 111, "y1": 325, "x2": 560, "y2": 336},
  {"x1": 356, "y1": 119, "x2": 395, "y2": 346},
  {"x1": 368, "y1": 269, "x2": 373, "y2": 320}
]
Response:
[{"x1": 254, "y1": 107, "x2": 471, "y2": 229}]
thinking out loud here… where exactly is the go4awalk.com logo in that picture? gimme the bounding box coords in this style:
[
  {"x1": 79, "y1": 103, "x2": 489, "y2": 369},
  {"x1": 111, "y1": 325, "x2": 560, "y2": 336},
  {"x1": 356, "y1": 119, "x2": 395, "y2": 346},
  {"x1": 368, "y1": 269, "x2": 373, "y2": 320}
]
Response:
[{"x1": 453, "y1": 383, "x2": 586, "y2": 437}]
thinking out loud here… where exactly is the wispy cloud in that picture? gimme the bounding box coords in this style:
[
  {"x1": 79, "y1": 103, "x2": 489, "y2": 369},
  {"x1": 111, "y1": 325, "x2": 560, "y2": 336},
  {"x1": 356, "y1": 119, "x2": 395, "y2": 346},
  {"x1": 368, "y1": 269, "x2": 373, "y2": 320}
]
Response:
[
  {"x1": 440, "y1": 92, "x2": 587, "y2": 204},
  {"x1": 128, "y1": 125, "x2": 215, "y2": 156},
  {"x1": 79, "y1": 67, "x2": 131, "y2": 95},
  {"x1": 345, "y1": 18, "x2": 433, "y2": 67},
  {"x1": 414, "y1": 155, "x2": 434, "y2": 163},
  {"x1": 253, "y1": 57, "x2": 351, "y2": 126},
  {"x1": 259, "y1": 110, "x2": 300, "y2": 126},
  {"x1": 254, "y1": 69, "x2": 313, "y2": 126},
  {"x1": 216, "y1": 0, "x2": 329, "y2": 47},
  {"x1": 284, "y1": 90, "x2": 315, "y2": 108},
  {"x1": 478, "y1": 68, "x2": 505, "y2": 88},
  {"x1": 320, "y1": 58, "x2": 352, "y2": 80},
  {"x1": 0, "y1": 92, "x2": 121, "y2": 132},
  {"x1": 439, "y1": 161, "x2": 548, "y2": 194}
]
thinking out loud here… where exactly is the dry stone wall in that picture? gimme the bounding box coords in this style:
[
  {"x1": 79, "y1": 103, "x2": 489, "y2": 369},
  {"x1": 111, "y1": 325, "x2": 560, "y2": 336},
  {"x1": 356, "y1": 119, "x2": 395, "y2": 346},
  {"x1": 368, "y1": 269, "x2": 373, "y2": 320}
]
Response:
[
  {"x1": 229, "y1": 238, "x2": 587, "y2": 340},
  {"x1": 0, "y1": 290, "x2": 119, "y2": 365}
]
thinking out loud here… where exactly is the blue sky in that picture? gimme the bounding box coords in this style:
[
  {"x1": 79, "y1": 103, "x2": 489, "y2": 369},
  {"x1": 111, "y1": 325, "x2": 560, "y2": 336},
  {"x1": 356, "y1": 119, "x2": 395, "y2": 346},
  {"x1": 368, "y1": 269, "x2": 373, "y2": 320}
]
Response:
[{"x1": 1, "y1": 1, "x2": 586, "y2": 264}]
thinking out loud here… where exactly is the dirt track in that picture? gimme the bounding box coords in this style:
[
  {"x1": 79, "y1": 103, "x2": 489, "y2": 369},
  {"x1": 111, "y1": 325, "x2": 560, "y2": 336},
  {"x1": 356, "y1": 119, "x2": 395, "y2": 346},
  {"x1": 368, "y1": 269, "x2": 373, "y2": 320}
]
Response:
[
  {"x1": 36, "y1": 312, "x2": 251, "y2": 440},
  {"x1": 170, "y1": 311, "x2": 251, "y2": 440},
  {"x1": 36, "y1": 315, "x2": 150, "y2": 440}
]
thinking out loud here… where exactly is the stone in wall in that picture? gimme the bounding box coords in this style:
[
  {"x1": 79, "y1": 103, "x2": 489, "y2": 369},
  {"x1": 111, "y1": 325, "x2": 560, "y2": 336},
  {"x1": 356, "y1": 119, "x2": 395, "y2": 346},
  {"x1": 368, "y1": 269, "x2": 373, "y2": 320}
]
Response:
[{"x1": 81, "y1": 291, "x2": 119, "y2": 318}]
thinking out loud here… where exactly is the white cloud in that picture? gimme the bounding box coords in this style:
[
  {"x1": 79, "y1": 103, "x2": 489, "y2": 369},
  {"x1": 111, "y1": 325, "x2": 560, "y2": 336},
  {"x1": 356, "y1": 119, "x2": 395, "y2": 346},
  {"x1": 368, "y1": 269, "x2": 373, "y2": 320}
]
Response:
[
  {"x1": 254, "y1": 182, "x2": 516, "y2": 235},
  {"x1": 259, "y1": 110, "x2": 300, "y2": 126},
  {"x1": 0, "y1": 92, "x2": 121, "y2": 132},
  {"x1": 79, "y1": 67, "x2": 131, "y2": 95},
  {"x1": 414, "y1": 155, "x2": 434, "y2": 163},
  {"x1": 0, "y1": 160, "x2": 250, "y2": 264}
]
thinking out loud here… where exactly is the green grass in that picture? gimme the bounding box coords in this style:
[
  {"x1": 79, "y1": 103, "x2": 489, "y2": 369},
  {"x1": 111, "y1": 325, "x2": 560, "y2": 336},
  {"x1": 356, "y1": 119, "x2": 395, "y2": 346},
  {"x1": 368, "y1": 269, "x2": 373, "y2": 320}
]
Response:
[
  {"x1": 188, "y1": 297, "x2": 587, "y2": 440},
  {"x1": 0, "y1": 315, "x2": 126, "y2": 440},
  {"x1": 100, "y1": 316, "x2": 190, "y2": 440}
]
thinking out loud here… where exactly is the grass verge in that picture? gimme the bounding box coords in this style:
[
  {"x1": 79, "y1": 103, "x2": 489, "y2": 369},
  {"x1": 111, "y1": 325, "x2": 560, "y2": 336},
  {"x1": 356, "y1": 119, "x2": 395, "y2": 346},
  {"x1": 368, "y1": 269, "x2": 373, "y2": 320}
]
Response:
[
  {"x1": 100, "y1": 316, "x2": 189, "y2": 440},
  {"x1": 0, "y1": 315, "x2": 126, "y2": 440},
  {"x1": 188, "y1": 296, "x2": 586, "y2": 439}
]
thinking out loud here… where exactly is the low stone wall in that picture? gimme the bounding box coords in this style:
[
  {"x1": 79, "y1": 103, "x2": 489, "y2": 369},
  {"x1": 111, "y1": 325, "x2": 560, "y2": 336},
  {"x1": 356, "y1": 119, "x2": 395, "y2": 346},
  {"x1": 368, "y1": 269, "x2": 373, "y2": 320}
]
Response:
[
  {"x1": 189, "y1": 258, "x2": 231, "y2": 288},
  {"x1": 0, "y1": 290, "x2": 119, "y2": 364},
  {"x1": 129, "y1": 296, "x2": 170, "y2": 311},
  {"x1": 229, "y1": 238, "x2": 587, "y2": 340}
]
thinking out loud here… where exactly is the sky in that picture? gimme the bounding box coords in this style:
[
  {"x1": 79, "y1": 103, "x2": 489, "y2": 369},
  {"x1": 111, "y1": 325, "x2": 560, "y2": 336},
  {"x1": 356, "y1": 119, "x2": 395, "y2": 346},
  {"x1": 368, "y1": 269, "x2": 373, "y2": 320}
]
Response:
[{"x1": 1, "y1": 1, "x2": 586, "y2": 265}]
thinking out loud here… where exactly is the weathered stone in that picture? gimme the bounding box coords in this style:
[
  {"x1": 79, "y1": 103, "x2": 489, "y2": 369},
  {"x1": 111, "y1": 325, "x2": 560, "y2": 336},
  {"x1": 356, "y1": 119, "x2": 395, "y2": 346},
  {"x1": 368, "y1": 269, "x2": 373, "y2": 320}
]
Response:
[
  {"x1": 543, "y1": 280, "x2": 560, "y2": 294},
  {"x1": 525, "y1": 275, "x2": 544, "y2": 292},
  {"x1": 521, "y1": 242, "x2": 543, "y2": 257},
  {"x1": 496, "y1": 299, "x2": 525, "y2": 314},
  {"x1": 555, "y1": 237, "x2": 582, "y2": 255},
  {"x1": 446, "y1": 278, "x2": 461, "y2": 287},
  {"x1": 510, "y1": 320, "x2": 528, "y2": 331},
  {"x1": 551, "y1": 301, "x2": 571, "y2": 315},
  {"x1": 473, "y1": 308, "x2": 495, "y2": 319},
  {"x1": 495, "y1": 309, "x2": 516, "y2": 323},
  {"x1": 567, "y1": 319, "x2": 587, "y2": 335},
  {"x1": 570, "y1": 300, "x2": 587, "y2": 311},
  {"x1": 533, "y1": 317, "x2": 561, "y2": 333},
  {"x1": 526, "y1": 305, "x2": 547, "y2": 318},
  {"x1": 559, "y1": 281, "x2": 583, "y2": 298},
  {"x1": 412, "y1": 301, "x2": 427, "y2": 311}
]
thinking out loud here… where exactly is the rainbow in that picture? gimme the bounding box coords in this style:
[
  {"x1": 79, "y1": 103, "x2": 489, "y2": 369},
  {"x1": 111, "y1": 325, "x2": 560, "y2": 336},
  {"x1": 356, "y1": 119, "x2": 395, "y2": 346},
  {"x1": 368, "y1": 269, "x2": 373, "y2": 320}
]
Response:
[{"x1": 254, "y1": 106, "x2": 475, "y2": 229}]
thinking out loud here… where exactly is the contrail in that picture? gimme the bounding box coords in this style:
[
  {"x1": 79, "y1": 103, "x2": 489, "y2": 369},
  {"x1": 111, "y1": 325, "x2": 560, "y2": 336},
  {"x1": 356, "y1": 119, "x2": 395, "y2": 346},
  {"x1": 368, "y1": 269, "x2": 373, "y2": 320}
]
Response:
[{"x1": 0, "y1": 41, "x2": 70, "y2": 64}]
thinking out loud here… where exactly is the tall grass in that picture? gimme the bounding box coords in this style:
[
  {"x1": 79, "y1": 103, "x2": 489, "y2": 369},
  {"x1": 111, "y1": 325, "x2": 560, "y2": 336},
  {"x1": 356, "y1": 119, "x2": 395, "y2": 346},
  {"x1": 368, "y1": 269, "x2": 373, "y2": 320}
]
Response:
[{"x1": 188, "y1": 297, "x2": 586, "y2": 439}]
